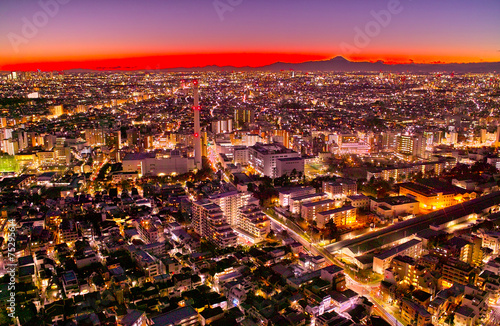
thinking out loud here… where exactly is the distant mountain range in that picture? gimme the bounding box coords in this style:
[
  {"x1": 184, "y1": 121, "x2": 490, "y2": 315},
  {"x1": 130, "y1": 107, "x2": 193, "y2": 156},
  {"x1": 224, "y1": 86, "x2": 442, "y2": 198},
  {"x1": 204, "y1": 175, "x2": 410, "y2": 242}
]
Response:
[
  {"x1": 6, "y1": 56, "x2": 500, "y2": 73},
  {"x1": 260, "y1": 56, "x2": 500, "y2": 73}
]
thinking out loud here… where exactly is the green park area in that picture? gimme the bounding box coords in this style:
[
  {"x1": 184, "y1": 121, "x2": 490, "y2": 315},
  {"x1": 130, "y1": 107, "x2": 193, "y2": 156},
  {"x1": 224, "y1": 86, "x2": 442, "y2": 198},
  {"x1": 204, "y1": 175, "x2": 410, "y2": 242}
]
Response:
[{"x1": 0, "y1": 155, "x2": 19, "y2": 173}]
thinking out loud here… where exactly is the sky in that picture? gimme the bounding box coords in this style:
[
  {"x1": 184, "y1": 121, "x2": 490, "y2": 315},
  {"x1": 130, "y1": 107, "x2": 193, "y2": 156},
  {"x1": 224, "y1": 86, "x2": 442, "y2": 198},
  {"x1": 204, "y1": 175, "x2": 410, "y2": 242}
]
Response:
[{"x1": 0, "y1": 0, "x2": 499, "y2": 71}]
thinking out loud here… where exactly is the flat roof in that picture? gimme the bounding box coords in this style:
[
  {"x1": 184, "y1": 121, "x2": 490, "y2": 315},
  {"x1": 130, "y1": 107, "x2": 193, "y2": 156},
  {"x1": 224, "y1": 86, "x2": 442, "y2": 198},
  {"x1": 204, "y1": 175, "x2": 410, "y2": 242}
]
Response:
[
  {"x1": 319, "y1": 205, "x2": 355, "y2": 216},
  {"x1": 290, "y1": 192, "x2": 326, "y2": 201},
  {"x1": 347, "y1": 194, "x2": 369, "y2": 200},
  {"x1": 277, "y1": 157, "x2": 304, "y2": 162},
  {"x1": 151, "y1": 306, "x2": 198, "y2": 326},
  {"x1": 399, "y1": 179, "x2": 468, "y2": 197},
  {"x1": 402, "y1": 298, "x2": 431, "y2": 317},
  {"x1": 374, "y1": 195, "x2": 418, "y2": 206},
  {"x1": 123, "y1": 152, "x2": 155, "y2": 160},
  {"x1": 121, "y1": 310, "x2": 144, "y2": 326},
  {"x1": 250, "y1": 142, "x2": 297, "y2": 155},
  {"x1": 302, "y1": 199, "x2": 335, "y2": 208},
  {"x1": 326, "y1": 191, "x2": 500, "y2": 256},
  {"x1": 375, "y1": 239, "x2": 421, "y2": 260},
  {"x1": 279, "y1": 186, "x2": 315, "y2": 195}
]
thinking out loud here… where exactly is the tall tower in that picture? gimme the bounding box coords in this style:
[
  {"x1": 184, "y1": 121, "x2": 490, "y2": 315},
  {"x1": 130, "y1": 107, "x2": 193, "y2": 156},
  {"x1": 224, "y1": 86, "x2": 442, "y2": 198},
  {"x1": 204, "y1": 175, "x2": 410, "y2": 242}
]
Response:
[{"x1": 193, "y1": 79, "x2": 202, "y2": 169}]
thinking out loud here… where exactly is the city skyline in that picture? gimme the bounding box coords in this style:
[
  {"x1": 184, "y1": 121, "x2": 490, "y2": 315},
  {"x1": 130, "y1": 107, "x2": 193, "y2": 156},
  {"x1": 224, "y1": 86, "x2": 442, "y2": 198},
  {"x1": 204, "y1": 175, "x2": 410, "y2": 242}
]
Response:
[{"x1": 1, "y1": 0, "x2": 500, "y2": 71}]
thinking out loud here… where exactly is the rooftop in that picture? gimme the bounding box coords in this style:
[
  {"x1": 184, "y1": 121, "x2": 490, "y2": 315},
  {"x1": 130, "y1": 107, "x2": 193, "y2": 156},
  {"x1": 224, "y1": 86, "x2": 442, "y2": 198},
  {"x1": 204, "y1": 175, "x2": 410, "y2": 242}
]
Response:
[
  {"x1": 250, "y1": 142, "x2": 297, "y2": 155},
  {"x1": 301, "y1": 199, "x2": 335, "y2": 208},
  {"x1": 374, "y1": 195, "x2": 418, "y2": 206},
  {"x1": 399, "y1": 178, "x2": 468, "y2": 197},
  {"x1": 327, "y1": 191, "x2": 500, "y2": 255},
  {"x1": 319, "y1": 205, "x2": 355, "y2": 216},
  {"x1": 151, "y1": 306, "x2": 198, "y2": 326},
  {"x1": 375, "y1": 239, "x2": 422, "y2": 260}
]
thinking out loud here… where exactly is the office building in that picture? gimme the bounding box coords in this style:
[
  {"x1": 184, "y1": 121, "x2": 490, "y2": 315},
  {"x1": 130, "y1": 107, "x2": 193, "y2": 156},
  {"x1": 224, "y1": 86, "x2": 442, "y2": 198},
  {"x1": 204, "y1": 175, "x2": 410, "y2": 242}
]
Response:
[
  {"x1": 248, "y1": 142, "x2": 301, "y2": 178},
  {"x1": 234, "y1": 108, "x2": 254, "y2": 129}
]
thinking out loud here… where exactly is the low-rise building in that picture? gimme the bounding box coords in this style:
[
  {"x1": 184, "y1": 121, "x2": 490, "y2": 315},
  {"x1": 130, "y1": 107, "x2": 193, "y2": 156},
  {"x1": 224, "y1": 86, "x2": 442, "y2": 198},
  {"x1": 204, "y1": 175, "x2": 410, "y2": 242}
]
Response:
[
  {"x1": 399, "y1": 179, "x2": 476, "y2": 210},
  {"x1": 373, "y1": 239, "x2": 423, "y2": 274},
  {"x1": 401, "y1": 298, "x2": 432, "y2": 326},
  {"x1": 301, "y1": 199, "x2": 336, "y2": 223},
  {"x1": 132, "y1": 249, "x2": 165, "y2": 278},
  {"x1": 346, "y1": 194, "x2": 370, "y2": 209},
  {"x1": 370, "y1": 195, "x2": 419, "y2": 219},
  {"x1": 316, "y1": 205, "x2": 356, "y2": 229},
  {"x1": 441, "y1": 258, "x2": 476, "y2": 288},
  {"x1": 322, "y1": 179, "x2": 357, "y2": 199},
  {"x1": 276, "y1": 157, "x2": 305, "y2": 177},
  {"x1": 289, "y1": 192, "x2": 328, "y2": 214},
  {"x1": 279, "y1": 186, "x2": 316, "y2": 207}
]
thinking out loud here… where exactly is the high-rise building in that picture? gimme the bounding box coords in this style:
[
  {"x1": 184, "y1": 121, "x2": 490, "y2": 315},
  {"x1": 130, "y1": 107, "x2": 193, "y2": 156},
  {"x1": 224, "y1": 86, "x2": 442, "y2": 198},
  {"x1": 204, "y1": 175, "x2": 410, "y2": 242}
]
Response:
[
  {"x1": 234, "y1": 108, "x2": 254, "y2": 129},
  {"x1": 396, "y1": 134, "x2": 425, "y2": 158},
  {"x1": 85, "y1": 128, "x2": 106, "y2": 146},
  {"x1": 382, "y1": 131, "x2": 398, "y2": 151},
  {"x1": 127, "y1": 128, "x2": 140, "y2": 147},
  {"x1": 236, "y1": 204, "x2": 270, "y2": 243},
  {"x1": 496, "y1": 126, "x2": 500, "y2": 147},
  {"x1": 211, "y1": 119, "x2": 233, "y2": 134},
  {"x1": 49, "y1": 105, "x2": 64, "y2": 118},
  {"x1": 106, "y1": 130, "x2": 122, "y2": 150},
  {"x1": 192, "y1": 200, "x2": 237, "y2": 248},
  {"x1": 201, "y1": 131, "x2": 208, "y2": 157},
  {"x1": 209, "y1": 190, "x2": 241, "y2": 227},
  {"x1": 193, "y1": 80, "x2": 202, "y2": 169},
  {"x1": 274, "y1": 129, "x2": 290, "y2": 148}
]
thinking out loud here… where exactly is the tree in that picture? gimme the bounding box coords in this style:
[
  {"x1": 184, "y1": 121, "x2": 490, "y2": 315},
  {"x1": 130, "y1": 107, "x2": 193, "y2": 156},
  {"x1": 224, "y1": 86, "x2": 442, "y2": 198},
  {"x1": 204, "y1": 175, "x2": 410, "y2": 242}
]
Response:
[
  {"x1": 445, "y1": 313, "x2": 455, "y2": 326},
  {"x1": 120, "y1": 179, "x2": 131, "y2": 191}
]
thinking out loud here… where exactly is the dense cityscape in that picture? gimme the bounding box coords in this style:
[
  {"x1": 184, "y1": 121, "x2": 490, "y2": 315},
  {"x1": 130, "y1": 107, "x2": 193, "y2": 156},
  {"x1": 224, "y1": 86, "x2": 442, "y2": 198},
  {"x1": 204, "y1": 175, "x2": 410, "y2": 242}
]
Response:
[{"x1": 0, "y1": 69, "x2": 499, "y2": 326}]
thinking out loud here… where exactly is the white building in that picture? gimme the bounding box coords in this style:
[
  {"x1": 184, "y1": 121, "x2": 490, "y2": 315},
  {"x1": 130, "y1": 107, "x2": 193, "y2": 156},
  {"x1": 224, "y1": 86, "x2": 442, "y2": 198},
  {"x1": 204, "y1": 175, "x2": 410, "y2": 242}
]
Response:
[
  {"x1": 279, "y1": 186, "x2": 316, "y2": 207},
  {"x1": 372, "y1": 239, "x2": 423, "y2": 274},
  {"x1": 249, "y1": 142, "x2": 301, "y2": 178},
  {"x1": 317, "y1": 205, "x2": 356, "y2": 228},
  {"x1": 289, "y1": 192, "x2": 329, "y2": 214},
  {"x1": 233, "y1": 146, "x2": 249, "y2": 165},
  {"x1": 370, "y1": 196, "x2": 419, "y2": 220},
  {"x1": 301, "y1": 199, "x2": 337, "y2": 223},
  {"x1": 122, "y1": 151, "x2": 195, "y2": 177},
  {"x1": 322, "y1": 179, "x2": 357, "y2": 199},
  {"x1": 236, "y1": 204, "x2": 270, "y2": 243},
  {"x1": 477, "y1": 230, "x2": 500, "y2": 255},
  {"x1": 276, "y1": 157, "x2": 305, "y2": 177},
  {"x1": 347, "y1": 194, "x2": 370, "y2": 209},
  {"x1": 133, "y1": 249, "x2": 166, "y2": 278},
  {"x1": 209, "y1": 190, "x2": 241, "y2": 227},
  {"x1": 211, "y1": 119, "x2": 233, "y2": 134},
  {"x1": 192, "y1": 200, "x2": 238, "y2": 248}
]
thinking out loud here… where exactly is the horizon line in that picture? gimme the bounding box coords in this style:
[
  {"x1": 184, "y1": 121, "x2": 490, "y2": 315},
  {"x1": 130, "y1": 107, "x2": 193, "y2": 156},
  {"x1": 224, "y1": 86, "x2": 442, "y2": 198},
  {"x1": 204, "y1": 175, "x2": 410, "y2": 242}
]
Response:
[{"x1": 2, "y1": 54, "x2": 500, "y2": 72}]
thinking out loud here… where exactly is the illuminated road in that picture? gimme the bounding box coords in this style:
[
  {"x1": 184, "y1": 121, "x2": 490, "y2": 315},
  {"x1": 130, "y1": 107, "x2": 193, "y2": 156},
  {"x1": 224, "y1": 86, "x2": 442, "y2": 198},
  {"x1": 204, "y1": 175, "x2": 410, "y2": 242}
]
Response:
[
  {"x1": 486, "y1": 304, "x2": 500, "y2": 326},
  {"x1": 267, "y1": 211, "x2": 403, "y2": 326},
  {"x1": 266, "y1": 214, "x2": 334, "y2": 264},
  {"x1": 344, "y1": 273, "x2": 402, "y2": 326}
]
